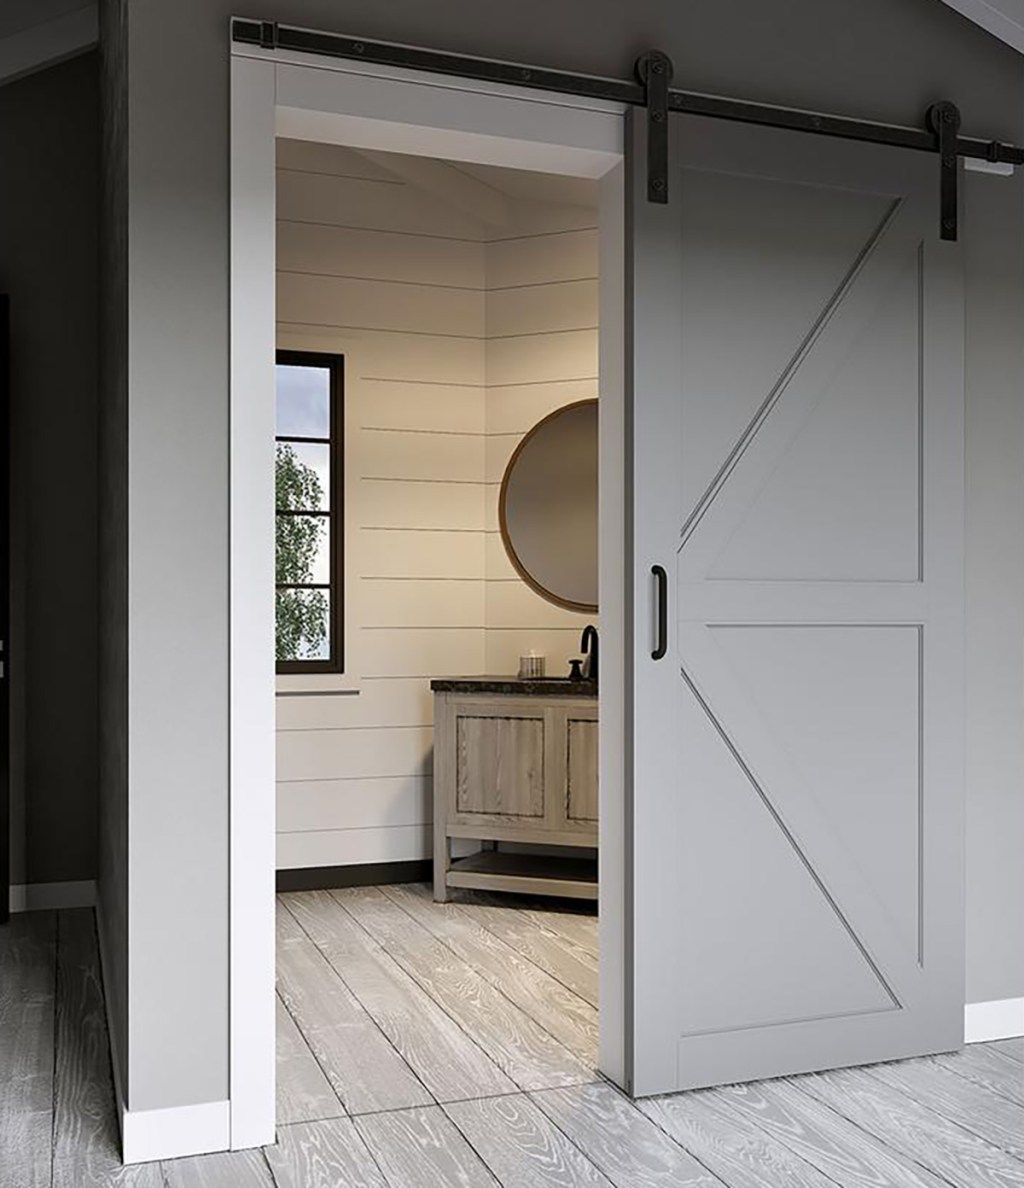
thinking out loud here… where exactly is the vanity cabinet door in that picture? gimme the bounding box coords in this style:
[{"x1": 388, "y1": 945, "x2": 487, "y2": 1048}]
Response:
[
  {"x1": 443, "y1": 697, "x2": 552, "y2": 829},
  {"x1": 565, "y1": 711, "x2": 599, "y2": 827},
  {"x1": 456, "y1": 710, "x2": 546, "y2": 819},
  {"x1": 436, "y1": 693, "x2": 598, "y2": 847}
]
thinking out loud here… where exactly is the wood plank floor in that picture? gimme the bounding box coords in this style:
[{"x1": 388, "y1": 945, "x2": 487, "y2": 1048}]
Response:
[{"x1": 1, "y1": 890, "x2": 1021, "y2": 1187}]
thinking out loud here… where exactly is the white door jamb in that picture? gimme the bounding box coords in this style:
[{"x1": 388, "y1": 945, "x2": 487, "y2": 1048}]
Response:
[{"x1": 228, "y1": 40, "x2": 627, "y2": 1150}]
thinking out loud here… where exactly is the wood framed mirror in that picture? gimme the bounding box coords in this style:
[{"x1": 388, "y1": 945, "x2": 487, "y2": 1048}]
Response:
[{"x1": 498, "y1": 399, "x2": 597, "y2": 613}]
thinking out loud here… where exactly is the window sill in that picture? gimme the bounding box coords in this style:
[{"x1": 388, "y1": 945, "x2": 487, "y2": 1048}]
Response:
[{"x1": 276, "y1": 673, "x2": 362, "y2": 696}]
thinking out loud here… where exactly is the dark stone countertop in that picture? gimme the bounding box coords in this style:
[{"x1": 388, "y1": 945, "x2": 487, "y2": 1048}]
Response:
[{"x1": 430, "y1": 675, "x2": 598, "y2": 697}]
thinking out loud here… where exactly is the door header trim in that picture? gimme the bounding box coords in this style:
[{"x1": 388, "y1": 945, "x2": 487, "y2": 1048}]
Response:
[{"x1": 233, "y1": 15, "x2": 1022, "y2": 239}]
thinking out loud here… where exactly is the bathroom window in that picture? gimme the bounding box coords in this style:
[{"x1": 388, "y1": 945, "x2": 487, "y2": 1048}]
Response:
[{"x1": 275, "y1": 350, "x2": 344, "y2": 674}]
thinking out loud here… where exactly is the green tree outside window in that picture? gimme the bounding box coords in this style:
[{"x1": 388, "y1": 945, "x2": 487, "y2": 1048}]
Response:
[{"x1": 276, "y1": 442, "x2": 329, "y2": 660}]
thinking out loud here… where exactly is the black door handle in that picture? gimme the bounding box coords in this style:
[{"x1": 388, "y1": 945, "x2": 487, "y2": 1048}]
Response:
[{"x1": 651, "y1": 564, "x2": 668, "y2": 660}]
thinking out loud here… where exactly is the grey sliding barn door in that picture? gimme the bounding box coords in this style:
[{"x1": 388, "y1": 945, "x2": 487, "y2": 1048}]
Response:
[{"x1": 627, "y1": 112, "x2": 965, "y2": 1095}]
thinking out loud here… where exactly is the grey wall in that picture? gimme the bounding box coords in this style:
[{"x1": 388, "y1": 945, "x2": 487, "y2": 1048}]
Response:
[
  {"x1": 0, "y1": 51, "x2": 99, "y2": 890},
  {"x1": 963, "y1": 169, "x2": 1024, "y2": 1004},
  {"x1": 97, "y1": 0, "x2": 128, "y2": 1100},
  {"x1": 106, "y1": 0, "x2": 1024, "y2": 1114}
]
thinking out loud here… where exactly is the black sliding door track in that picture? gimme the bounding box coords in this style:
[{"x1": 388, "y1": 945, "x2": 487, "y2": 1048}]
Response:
[{"x1": 233, "y1": 16, "x2": 1021, "y2": 239}]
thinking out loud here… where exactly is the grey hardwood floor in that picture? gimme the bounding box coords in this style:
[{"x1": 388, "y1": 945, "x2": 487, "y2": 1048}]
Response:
[{"x1": 2, "y1": 891, "x2": 1022, "y2": 1188}]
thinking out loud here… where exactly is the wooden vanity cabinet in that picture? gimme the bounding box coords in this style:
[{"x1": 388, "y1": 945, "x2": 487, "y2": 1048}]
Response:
[{"x1": 431, "y1": 680, "x2": 598, "y2": 902}]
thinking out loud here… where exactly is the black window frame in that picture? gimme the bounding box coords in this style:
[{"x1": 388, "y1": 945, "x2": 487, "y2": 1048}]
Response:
[{"x1": 275, "y1": 349, "x2": 344, "y2": 675}]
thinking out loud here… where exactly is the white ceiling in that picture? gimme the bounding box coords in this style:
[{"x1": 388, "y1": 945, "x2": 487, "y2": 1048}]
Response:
[
  {"x1": 938, "y1": 0, "x2": 1024, "y2": 52},
  {"x1": 446, "y1": 162, "x2": 598, "y2": 210},
  {"x1": 355, "y1": 147, "x2": 598, "y2": 226}
]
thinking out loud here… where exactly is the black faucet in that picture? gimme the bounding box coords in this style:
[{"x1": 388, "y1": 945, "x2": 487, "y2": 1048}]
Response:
[{"x1": 581, "y1": 625, "x2": 598, "y2": 683}]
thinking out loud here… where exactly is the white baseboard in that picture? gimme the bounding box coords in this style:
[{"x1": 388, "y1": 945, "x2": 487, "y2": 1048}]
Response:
[
  {"x1": 94, "y1": 898, "x2": 232, "y2": 1164},
  {"x1": 965, "y1": 997, "x2": 1024, "y2": 1043},
  {"x1": 9, "y1": 879, "x2": 97, "y2": 913},
  {"x1": 122, "y1": 1100, "x2": 231, "y2": 1166}
]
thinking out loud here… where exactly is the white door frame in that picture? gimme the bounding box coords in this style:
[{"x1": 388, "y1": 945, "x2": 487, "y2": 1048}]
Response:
[{"x1": 229, "y1": 40, "x2": 628, "y2": 1149}]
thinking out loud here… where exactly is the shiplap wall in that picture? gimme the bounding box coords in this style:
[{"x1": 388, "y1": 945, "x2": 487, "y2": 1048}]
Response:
[
  {"x1": 275, "y1": 140, "x2": 486, "y2": 870},
  {"x1": 275, "y1": 143, "x2": 598, "y2": 869},
  {"x1": 482, "y1": 177, "x2": 599, "y2": 675}
]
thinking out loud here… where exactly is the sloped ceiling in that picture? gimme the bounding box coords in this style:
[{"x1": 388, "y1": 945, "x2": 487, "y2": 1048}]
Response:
[
  {"x1": 939, "y1": 0, "x2": 1024, "y2": 52},
  {"x1": 0, "y1": 1, "x2": 97, "y2": 87}
]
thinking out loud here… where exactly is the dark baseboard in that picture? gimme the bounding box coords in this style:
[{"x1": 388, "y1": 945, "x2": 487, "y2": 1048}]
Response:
[{"x1": 276, "y1": 860, "x2": 432, "y2": 893}]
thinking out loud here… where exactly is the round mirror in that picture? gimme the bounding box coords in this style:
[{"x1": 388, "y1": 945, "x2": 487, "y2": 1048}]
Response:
[{"x1": 499, "y1": 399, "x2": 597, "y2": 613}]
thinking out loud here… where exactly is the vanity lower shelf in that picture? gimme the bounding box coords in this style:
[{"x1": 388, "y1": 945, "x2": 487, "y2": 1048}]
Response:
[
  {"x1": 431, "y1": 678, "x2": 598, "y2": 902},
  {"x1": 447, "y1": 852, "x2": 598, "y2": 900}
]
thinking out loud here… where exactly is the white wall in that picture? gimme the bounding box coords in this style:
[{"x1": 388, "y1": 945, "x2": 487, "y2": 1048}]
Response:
[
  {"x1": 483, "y1": 174, "x2": 600, "y2": 675},
  {"x1": 274, "y1": 146, "x2": 602, "y2": 870},
  {"x1": 274, "y1": 140, "x2": 487, "y2": 871}
]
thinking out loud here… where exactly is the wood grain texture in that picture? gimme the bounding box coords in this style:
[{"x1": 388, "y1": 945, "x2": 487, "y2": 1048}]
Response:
[
  {"x1": 54, "y1": 1157, "x2": 168, "y2": 1188},
  {"x1": 383, "y1": 882, "x2": 598, "y2": 1066},
  {"x1": 864, "y1": 1056, "x2": 1024, "y2": 1159},
  {"x1": 275, "y1": 994, "x2": 344, "y2": 1126},
  {"x1": 275, "y1": 901, "x2": 432, "y2": 1114},
  {"x1": 640, "y1": 1089, "x2": 837, "y2": 1188},
  {"x1": 162, "y1": 1148, "x2": 276, "y2": 1188},
  {"x1": 333, "y1": 887, "x2": 595, "y2": 1090},
  {"x1": 0, "y1": 910, "x2": 56, "y2": 1085},
  {"x1": 0, "y1": 910, "x2": 56, "y2": 1188},
  {"x1": 4, "y1": 898, "x2": 1024, "y2": 1188},
  {"x1": 51, "y1": 910, "x2": 163, "y2": 1188},
  {"x1": 990, "y1": 1038, "x2": 1024, "y2": 1063},
  {"x1": 356, "y1": 1105, "x2": 499, "y2": 1187},
  {"x1": 444, "y1": 1093, "x2": 615, "y2": 1187},
  {"x1": 282, "y1": 891, "x2": 516, "y2": 1101},
  {"x1": 457, "y1": 898, "x2": 598, "y2": 1007},
  {"x1": 531, "y1": 1083, "x2": 722, "y2": 1187},
  {"x1": 933, "y1": 1045, "x2": 1024, "y2": 1106},
  {"x1": 0, "y1": 1086, "x2": 52, "y2": 1188},
  {"x1": 456, "y1": 714, "x2": 546, "y2": 817},
  {"x1": 512, "y1": 901, "x2": 598, "y2": 959},
  {"x1": 264, "y1": 1118, "x2": 388, "y2": 1188},
  {"x1": 794, "y1": 1065, "x2": 1024, "y2": 1188},
  {"x1": 707, "y1": 1077, "x2": 951, "y2": 1188},
  {"x1": 566, "y1": 719, "x2": 599, "y2": 822}
]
